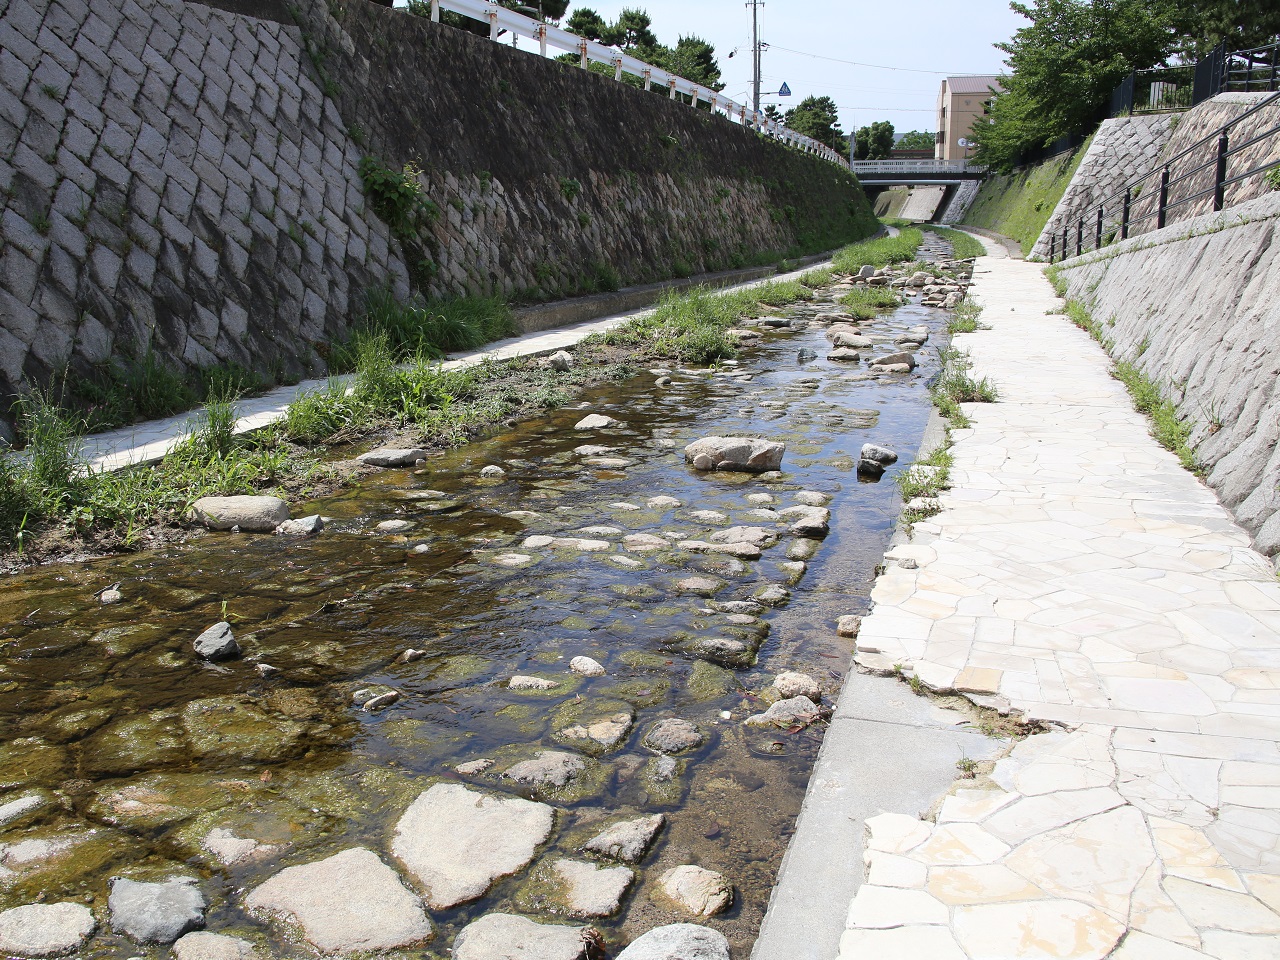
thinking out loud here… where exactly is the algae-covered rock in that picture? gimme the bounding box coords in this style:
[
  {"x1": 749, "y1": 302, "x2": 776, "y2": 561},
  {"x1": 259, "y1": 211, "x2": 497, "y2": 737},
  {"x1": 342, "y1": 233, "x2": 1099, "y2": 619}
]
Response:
[
  {"x1": 88, "y1": 773, "x2": 235, "y2": 831},
  {"x1": 180, "y1": 697, "x2": 312, "y2": 764},
  {"x1": 514, "y1": 857, "x2": 634, "y2": 919},
  {"x1": 551, "y1": 699, "x2": 635, "y2": 756},
  {"x1": 80, "y1": 713, "x2": 189, "y2": 777},
  {"x1": 641, "y1": 755, "x2": 686, "y2": 806},
  {"x1": 0, "y1": 739, "x2": 69, "y2": 791},
  {"x1": 597, "y1": 677, "x2": 671, "y2": 709},
  {"x1": 686, "y1": 661, "x2": 737, "y2": 702}
]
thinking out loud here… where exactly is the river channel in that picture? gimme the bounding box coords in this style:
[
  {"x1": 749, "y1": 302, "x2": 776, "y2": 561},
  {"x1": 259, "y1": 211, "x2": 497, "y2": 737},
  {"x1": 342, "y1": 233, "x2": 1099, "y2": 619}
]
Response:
[{"x1": 0, "y1": 258, "x2": 955, "y2": 957}]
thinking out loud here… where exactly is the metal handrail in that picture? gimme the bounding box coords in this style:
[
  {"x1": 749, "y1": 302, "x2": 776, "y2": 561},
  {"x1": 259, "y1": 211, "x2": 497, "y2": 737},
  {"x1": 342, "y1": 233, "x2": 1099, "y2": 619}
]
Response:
[
  {"x1": 417, "y1": 0, "x2": 851, "y2": 169},
  {"x1": 1048, "y1": 90, "x2": 1280, "y2": 262},
  {"x1": 850, "y1": 160, "x2": 986, "y2": 174}
]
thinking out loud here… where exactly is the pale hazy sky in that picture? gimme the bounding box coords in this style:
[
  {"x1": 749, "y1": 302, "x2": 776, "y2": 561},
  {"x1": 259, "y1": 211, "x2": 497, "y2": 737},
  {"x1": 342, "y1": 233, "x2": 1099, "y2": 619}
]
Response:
[
  {"x1": 585, "y1": 0, "x2": 1026, "y2": 137},
  {"x1": 400, "y1": 0, "x2": 1027, "y2": 140}
]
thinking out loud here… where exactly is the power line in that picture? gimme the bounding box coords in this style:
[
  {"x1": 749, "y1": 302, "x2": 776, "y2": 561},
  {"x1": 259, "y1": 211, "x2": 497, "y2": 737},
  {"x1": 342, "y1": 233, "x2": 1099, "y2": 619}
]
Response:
[{"x1": 767, "y1": 43, "x2": 997, "y2": 76}]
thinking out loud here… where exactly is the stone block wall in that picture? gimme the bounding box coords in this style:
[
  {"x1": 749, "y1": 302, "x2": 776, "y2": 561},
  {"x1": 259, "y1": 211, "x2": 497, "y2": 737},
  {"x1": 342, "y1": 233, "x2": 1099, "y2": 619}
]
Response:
[
  {"x1": 937, "y1": 180, "x2": 980, "y2": 224},
  {"x1": 0, "y1": 0, "x2": 409, "y2": 419},
  {"x1": 1031, "y1": 114, "x2": 1175, "y2": 260},
  {"x1": 1052, "y1": 193, "x2": 1280, "y2": 571},
  {"x1": 0, "y1": 0, "x2": 876, "y2": 431},
  {"x1": 1035, "y1": 94, "x2": 1280, "y2": 260}
]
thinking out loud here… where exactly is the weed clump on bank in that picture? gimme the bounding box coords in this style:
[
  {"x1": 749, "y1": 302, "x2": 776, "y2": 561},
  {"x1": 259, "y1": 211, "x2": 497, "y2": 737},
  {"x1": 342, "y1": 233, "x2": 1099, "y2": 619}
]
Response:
[
  {"x1": 831, "y1": 228, "x2": 923, "y2": 272},
  {"x1": 922, "y1": 225, "x2": 986, "y2": 260},
  {"x1": 594, "y1": 280, "x2": 813, "y2": 364}
]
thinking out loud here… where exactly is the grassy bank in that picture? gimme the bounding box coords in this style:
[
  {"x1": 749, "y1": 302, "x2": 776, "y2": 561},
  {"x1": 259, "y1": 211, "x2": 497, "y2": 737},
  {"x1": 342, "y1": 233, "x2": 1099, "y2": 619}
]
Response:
[
  {"x1": 0, "y1": 226, "x2": 946, "y2": 561},
  {"x1": 921, "y1": 225, "x2": 986, "y2": 260},
  {"x1": 962, "y1": 137, "x2": 1092, "y2": 256}
]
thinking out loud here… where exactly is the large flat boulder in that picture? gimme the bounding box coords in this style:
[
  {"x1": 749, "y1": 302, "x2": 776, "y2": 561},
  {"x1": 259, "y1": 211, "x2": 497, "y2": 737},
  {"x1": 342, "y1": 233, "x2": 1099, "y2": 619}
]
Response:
[
  {"x1": 391, "y1": 783, "x2": 555, "y2": 909},
  {"x1": 356, "y1": 447, "x2": 429, "y2": 467},
  {"x1": 244, "y1": 847, "x2": 432, "y2": 953},
  {"x1": 616, "y1": 924, "x2": 731, "y2": 960},
  {"x1": 109, "y1": 876, "x2": 205, "y2": 944},
  {"x1": 683, "y1": 437, "x2": 784, "y2": 473},
  {"x1": 583, "y1": 814, "x2": 665, "y2": 864},
  {"x1": 0, "y1": 902, "x2": 96, "y2": 957},
  {"x1": 190, "y1": 496, "x2": 289, "y2": 532},
  {"x1": 453, "y1": 913, "x2": 587, "y2": 960}
]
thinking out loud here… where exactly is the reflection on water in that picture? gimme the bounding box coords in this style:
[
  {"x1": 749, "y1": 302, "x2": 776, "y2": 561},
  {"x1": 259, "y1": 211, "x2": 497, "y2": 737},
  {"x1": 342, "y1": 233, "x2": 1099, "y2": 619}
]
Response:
[{"x1": 0, "y1": 294, "x2": 945, "y2": 956}]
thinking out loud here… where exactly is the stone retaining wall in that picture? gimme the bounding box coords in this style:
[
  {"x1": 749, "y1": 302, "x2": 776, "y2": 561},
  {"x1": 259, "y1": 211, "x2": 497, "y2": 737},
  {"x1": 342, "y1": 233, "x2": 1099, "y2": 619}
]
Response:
[
  {"x1": 1052, "y1": 193, "x2": 1280, "y2": 569},
  {"x1": 1034, "y1": 94, "x2": 1280, "y2": 260},
  {"x1": 0, "y1": 0, "x2": 876, "y2": 433},
  {"x1": 1031, "y1": 114, "x2": 1174, "y2": 259},
  {"x1": 0, "y1": 0, "x2": 408, "y2": 416}
]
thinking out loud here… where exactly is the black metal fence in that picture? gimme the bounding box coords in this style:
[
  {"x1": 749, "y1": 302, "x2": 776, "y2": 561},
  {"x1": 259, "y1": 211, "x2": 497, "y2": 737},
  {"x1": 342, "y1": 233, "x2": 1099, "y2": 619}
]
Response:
[
  {"x1": 1109, "y1": 40, "x2": 1280, "y2": 119},
  {"x1": 1048, "y1": 91, "x2": 1280, "y2": 262}
]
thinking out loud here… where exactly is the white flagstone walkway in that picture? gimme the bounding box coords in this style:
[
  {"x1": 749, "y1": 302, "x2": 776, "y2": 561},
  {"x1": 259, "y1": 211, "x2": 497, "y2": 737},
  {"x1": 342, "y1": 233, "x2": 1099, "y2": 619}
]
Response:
[{"x1": 838, "y1": 237, "x2": 1280, "y2": 958}]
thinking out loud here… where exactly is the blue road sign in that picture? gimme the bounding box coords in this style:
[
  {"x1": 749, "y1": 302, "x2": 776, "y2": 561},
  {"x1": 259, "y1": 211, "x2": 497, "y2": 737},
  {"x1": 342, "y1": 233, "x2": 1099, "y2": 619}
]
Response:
[{"x1": 778, "y1": 82, "x2": 791, "y2": 96}]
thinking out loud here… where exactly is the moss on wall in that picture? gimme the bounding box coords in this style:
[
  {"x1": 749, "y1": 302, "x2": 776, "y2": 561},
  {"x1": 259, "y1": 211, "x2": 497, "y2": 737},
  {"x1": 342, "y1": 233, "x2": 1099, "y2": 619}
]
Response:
[{"x1": 962, "y1": 137, "x2": 1093, "y2": 256}]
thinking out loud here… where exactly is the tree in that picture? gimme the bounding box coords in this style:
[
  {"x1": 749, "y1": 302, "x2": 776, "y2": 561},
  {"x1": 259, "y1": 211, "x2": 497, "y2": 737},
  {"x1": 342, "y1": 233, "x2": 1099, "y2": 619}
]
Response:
[
  {"x1": 784, "y1": 96, "x2": 848, "y2": 152},
  {"x1": 763, "y1": 104, "x2": 783, "y2": 122},
  {"x1": 896, "y1": 130, "x2": 935, "y2": 150},
  {"x1": 654, "y1": 35, "x2": 723, "y2": 89},
  {"x1": 559, "y1": 8, "x2": 724, "y2": 94},
  {"x1": 971, "y1": 0, "x2": 1177, "y2": 171},
  {"x1": 565, "y1": 6, "x2": 609, "y2": 39},
  {"x1": 853, "y1": 121, "x2": 895, "y2": 159},
  {"x1": 1159, "y1": 0, "x2": 1280, "y2": 59},
  {"x1": 607, "y1": 7, "x2": 658, "y2": 49}
]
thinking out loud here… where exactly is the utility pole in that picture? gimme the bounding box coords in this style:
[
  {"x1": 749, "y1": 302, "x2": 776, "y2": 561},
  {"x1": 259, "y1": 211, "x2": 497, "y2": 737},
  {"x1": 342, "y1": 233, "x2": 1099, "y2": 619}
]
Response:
[{"x1": 747, "y1": 0, "x2": 763, "y2": 120}]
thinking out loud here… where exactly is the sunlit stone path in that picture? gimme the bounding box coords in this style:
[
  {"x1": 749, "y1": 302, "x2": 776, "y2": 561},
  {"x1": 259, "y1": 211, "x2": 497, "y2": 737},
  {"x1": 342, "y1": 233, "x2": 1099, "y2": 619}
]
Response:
[{"x1": 838, "y1": 237, "x2": 1280, "y2": 959}]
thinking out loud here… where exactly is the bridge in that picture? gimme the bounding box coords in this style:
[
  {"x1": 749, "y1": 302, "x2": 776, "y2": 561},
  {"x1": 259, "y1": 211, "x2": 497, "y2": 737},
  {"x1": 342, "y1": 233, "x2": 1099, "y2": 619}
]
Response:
[{"x1": 851, "y1": 159, "x2": 988, "y2": 184}]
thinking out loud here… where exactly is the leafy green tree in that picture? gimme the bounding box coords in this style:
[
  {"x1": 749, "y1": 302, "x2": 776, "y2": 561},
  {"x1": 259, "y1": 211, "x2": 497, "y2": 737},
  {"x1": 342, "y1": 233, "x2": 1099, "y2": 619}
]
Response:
[
  {"x1": 565, "y1": 6, "x2": 609, "y2": 38},
  {"x1": 785, "y1": 96, "x2": 848, "y2": 152},
  {"x1": 653, "y1": 35, "x2": 723, "y2": 89},
  {"x1": 560, "y1": 8, "x2": 723, "y2": 94},
  {"x1": 607, "y1": 7, "x2": 658, "y2": 49},
  {"x1": 1159, "y1": 0, "x2": 1280, "y2": 59},
  {"x1": 853, "y1": 120, "x2": 895, "y2": 159},
  {"x1": 896, "y1": 130, "x2": 936, "y2": 150},
  {"x1": 971, "y1": 0, "x2": 1176, "y2": 170}
]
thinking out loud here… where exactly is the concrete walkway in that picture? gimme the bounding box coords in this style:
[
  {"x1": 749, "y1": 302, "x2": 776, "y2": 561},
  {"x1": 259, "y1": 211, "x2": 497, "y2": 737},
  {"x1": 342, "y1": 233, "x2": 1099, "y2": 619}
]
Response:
[
  {"x1": 79, "y1": 264, "x2": 824, "y2": 473},
  {"x1": 838, "y1": 237, "x2": 1280, "y2": 958}
]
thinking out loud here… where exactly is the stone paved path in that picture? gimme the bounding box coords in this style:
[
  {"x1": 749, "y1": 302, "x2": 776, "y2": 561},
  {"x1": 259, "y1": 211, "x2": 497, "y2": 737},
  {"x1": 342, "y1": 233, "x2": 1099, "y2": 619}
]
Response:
[{"x1": 838, "y1": 236, "x2": 1280, "y2": 959}]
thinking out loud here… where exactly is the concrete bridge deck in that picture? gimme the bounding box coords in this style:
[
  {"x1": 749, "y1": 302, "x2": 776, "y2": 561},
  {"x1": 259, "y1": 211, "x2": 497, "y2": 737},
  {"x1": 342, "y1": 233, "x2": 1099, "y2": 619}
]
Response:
[{"x1": 824, "y1": 235, "x2": 1280, "y2": 958}]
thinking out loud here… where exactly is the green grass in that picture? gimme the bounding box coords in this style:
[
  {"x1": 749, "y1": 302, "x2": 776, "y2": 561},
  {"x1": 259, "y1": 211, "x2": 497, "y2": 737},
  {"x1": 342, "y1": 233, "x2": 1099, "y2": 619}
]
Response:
[
  {"x1": 595, "y1": 280, "x2": 813, "y2": 364},
  {"x1": 962, "y1": 135, "x2": 1093, "y2": 256},
  {"x1": 346, "y1": 288, "x2": 515, "y2": 366},
  {"x1": 831, "y1": 229, "x2": 924, "y2": 272},
  {"x1": 0, "y1": 389, "x2": 311, "y2": 549},
  {"x1": 897, "y1": 444, "x2": 954, "y2": 523},
  {"x1": 931, "y1": 349, "x2": 999, "y2": 428},
  {"x1": 922, "y1": 225, "x2": 986, "y2": 260},
  {"x1": 71, "y1": 354, "x2": 266, "y2": 433},
  {"x1": 947, "y1": 297, "x2": 988, "y2": 334},
  {"x1": 799, "y1": 267, "x2": 834, "y2": 288},
  {"x1": 839, "y1": 286, "x2": 901, "y2": 318}
]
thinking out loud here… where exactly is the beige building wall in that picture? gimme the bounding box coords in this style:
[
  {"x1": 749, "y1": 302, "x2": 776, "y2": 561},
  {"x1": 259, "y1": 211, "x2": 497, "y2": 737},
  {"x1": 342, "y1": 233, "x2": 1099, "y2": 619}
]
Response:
[{"x1": 935, "y1": 77, "x2": 1001, "y2": 160}]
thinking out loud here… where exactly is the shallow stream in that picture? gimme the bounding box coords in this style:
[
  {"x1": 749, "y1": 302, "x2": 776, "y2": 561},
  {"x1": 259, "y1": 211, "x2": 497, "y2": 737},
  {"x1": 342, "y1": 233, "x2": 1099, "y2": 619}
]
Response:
[{"x1": 0, "y1": 274, "x2": 952, "y2": 956}]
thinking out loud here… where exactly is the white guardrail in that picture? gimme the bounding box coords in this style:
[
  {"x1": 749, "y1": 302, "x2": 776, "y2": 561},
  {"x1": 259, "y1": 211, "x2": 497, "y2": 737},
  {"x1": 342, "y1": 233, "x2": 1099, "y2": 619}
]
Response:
[
  {"x1": 422, "y1": 0, "x2": 851, "y2": 169},
  {"x1": 850, "y1": 160, "x2": 987, "y2": 175}
]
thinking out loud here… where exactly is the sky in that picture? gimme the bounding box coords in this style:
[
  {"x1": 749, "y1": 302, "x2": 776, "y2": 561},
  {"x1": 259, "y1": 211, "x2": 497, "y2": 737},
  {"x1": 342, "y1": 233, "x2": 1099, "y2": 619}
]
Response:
[{"x1": 406, "y1": 0, "x2": 1029, "y2": 144}]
